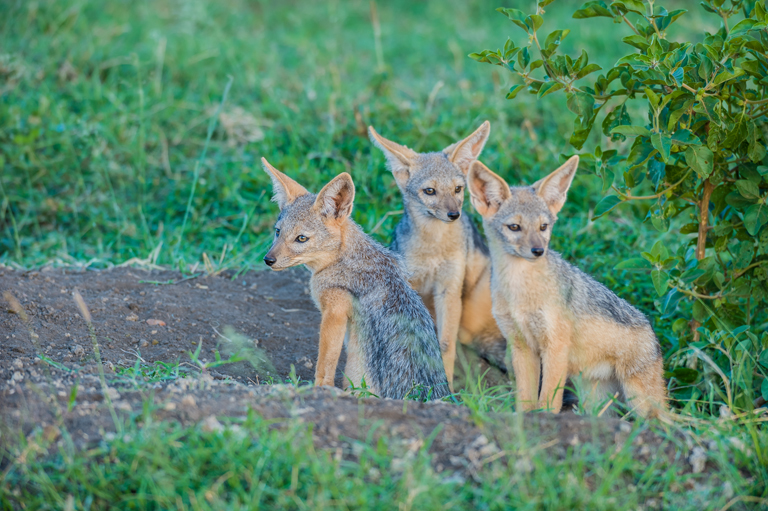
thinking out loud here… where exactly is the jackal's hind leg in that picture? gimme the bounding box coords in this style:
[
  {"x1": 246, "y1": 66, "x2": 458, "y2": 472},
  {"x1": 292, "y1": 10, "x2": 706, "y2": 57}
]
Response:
[
  {"x1": 342, "y1": 326, "x2": 365, "y2": 391},
  {"x1": 619, "y1": 358, "x2": 668, "y2": 419}
]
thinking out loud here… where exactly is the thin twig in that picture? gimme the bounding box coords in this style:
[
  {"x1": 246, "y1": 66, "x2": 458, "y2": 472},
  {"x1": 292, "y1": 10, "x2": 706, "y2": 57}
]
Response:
[{"x1": 370, "y1": 210, "x2": 403, "y2": 234}]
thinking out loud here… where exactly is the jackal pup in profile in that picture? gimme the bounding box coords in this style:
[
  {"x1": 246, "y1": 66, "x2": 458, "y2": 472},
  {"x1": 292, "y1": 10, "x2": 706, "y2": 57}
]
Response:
[
  {"x1": 368, "y1": 122, "x2": 506, "y2": 387},
  {"x1": 261, "y1": 158, "x2": 449, "y2": 401},
  {"x1": 467, "y1": 156, "x2": 667, "y2": 418}
]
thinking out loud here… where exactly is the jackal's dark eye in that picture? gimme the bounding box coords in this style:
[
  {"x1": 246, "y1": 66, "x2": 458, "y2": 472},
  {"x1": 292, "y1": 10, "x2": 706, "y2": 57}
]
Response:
[
  {"x1": 540, "y1": 224, "x2": 548, "y2": 231},
  {"x1": 455, "y1": 186, "x2": 463, "y2": 193},
  {"x1": 295, "y1": 235, "x2": 309, "y2": 243},
  {"x1": 508, "y1": 224, "x2": 520, "y2": 232},
  {"x1": 423, "y1": 188, "x2": 436, "y2": 195},
  {"x1": 275, "y1": 228, "x2": 280, "y2": 237}
]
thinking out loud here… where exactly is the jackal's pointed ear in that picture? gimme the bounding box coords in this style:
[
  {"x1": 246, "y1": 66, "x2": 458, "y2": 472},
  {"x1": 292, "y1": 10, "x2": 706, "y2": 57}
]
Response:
[
  {"x1": 444, "y1": 120, "x2": 491, "y2": 175},
  {"x1": 261, "y1": 157, "x2": 309, "y2": 210},
  {"x1": 532, "y1": 155, "x2": 579, "y2": 215},
  {"x1": 315, "y1": 172, "x2": 355, "y2": 221},
  {"x1": 368, "y1": 126, "x2": 417, "y2": 184},
  {"x1": 467, "y1": 161, "x2": 510, "y2": 217}
]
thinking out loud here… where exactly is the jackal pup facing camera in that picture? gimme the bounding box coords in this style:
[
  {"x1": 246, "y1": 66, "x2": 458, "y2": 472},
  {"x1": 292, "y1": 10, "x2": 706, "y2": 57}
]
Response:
[
  {"x1": 467, "y1": 156, "x2": 667, "y2": 418},
  {"x1": 261, "y1": 158, "x2": 449, "y2": 401},
  {"x1": 368, "y1": 122, "x2": 506, "y2": 387}
]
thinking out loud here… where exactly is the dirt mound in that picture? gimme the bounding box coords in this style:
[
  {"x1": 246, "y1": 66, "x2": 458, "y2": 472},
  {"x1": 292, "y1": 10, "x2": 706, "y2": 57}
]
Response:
[
  {"x1": 1, "y1": 374, "x2": 681, "y2": 478},
  {"x1": 0, "y1": 267, "x2": 711, "y2": 478}
]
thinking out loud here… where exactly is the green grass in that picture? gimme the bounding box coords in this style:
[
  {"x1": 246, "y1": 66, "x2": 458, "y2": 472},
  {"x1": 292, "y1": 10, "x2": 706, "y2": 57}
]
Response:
[
  {"x1": 0, "y1": 0, "x2": 696, "y2": 268},
  {"x1": 2, "y1": 0, "x2": 768, "y2": 507},
  {"x1": 2, "y1": 388, "x2": 764, "y2": 511}
]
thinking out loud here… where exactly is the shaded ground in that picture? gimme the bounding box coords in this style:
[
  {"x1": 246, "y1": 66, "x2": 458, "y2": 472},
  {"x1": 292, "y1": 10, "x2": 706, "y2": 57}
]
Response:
[{"x1": 0, "y1": 267, "x2": 721, "y2": 478}]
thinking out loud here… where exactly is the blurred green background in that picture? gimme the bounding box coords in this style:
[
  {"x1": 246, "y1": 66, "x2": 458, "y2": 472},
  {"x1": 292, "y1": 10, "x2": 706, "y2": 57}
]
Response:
[
  {"x1": 0, "y1": 0, "x2": 710, "y2": 344},
  {"x1": 0, "y1": 0, "x2": 711, "y2": 263}
]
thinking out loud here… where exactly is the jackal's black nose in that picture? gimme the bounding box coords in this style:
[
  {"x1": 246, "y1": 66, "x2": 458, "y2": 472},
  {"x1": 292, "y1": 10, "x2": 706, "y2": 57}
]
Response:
[
  {"x1": 447, "y1": 211, "x2": 461, "y2": 221},
  {"x1": 531, "y1": 248, "x2": 545, "y2": 257},
  {"x1": 263, "y1": 255, "x2": 276, "y2": 266}
]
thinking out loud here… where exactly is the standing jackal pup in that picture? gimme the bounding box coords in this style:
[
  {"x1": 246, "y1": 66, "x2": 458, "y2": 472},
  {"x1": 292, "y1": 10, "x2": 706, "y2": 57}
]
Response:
[
  {"x1": 261, "y1": 158, "x2": 449, "y2": 400},
  {"x1": 467, "y1": 156, "x2": 667, "y2": 418},
  {"x1": 368, "y1": 122, "x2": 506, "y2": 387}
]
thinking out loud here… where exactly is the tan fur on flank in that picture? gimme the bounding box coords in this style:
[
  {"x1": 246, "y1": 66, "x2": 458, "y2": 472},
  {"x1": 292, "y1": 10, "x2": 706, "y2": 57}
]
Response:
[
  {"x1": 369, "y1": 122, "x2": 507, "y2": 388},
  {"x1": 467, "y1": 156, "x2": 668, "y2": 419}
]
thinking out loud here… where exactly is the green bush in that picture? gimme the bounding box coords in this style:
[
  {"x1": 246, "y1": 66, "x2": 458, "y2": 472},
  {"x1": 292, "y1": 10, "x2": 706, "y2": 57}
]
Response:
[{"x1": 472, "y1": 0, "x2": 768, "y2": 414}]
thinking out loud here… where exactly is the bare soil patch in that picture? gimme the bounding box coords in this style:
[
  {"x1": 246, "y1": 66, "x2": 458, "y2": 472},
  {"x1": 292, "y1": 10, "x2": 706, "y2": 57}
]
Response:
[{"x1": 0, "y1": 266, "x2": 504, "y2": 387}]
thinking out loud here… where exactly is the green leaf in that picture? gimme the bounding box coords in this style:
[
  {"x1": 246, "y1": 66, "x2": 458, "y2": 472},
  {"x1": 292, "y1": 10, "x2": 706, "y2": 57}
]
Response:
[
  {"x1": 648, "y1": 158, "x2": 665, "y2": 187},
  {"x1": 506, "y1": 84, "x2": 524, "y2": 99},
  {"x1": 496, "y1": 7, "x2": 529, "y2": 32},
  {"x1": 627, "y1": 139, "x2": 656, "y2": 168},
  {"x1": 573, "y1": 1, "x2": 614, "y2": 19},
  {"x1": 692, "y1": 300, "x2": 708, "y2": 322},
  {"x1": 680, "y1": 222, "x2": 699, "y2": 234},
  {"x1": 651, "y1": 133, "x2": 672, "y2": 163},
  {"x1": 734, "y1": 241, "x2": 754, "y2": 269},
  {"x1": 665, "y1": 291, "x2": 685, "y2": 316},
  {"x1": 685, "y1": 145, "x2": 714, "y2": 179},
  {"x1": 736, "y1": 180, "x2": 761, "y2": 200},
  {"x1": 762, "y1": 378, "x2": 768, "y2": 401},
  {"x1": 544, "y1": 29, "x2": 570, "y2": 50},
  {"x1": 680, "y1": 268, "x2": 706, "y2": 283},
  {"x1": 603, "y1": 103, "x2": 631, "y2": 141},
  {"x1": 566, "y1": 92, "x2": 595, "y2": 118},
  {"x1": 526, "y1": 14, "x2": 544, "y2": 31},
  {"x1": 651, "y1": 269, "x2": 670, "y2": 297},
  {"x1": 726, "y1": 191, "x2": 757, "y2": 210},
  {"x1": 622, "y1": 34, "x2": 650, "y2": 51},
  {"x1": 538, "y1": 81, "x2": 564, "y2": 98},
  {"x1": 669, "y1": 129, "x2": 701, "y2": 146},
  {"x1": 614, "y1": 257, "x2": 652, "y2": 271},
  {"x1": 744, "y1": 203, "x2": 768, "y2": 236},
  {"x1": 667, "y1": 98, "x2": 694, "y2": 131},
  {"x1": 593, "y1": 195, "x2": 623, "y2": 219},
  {"x1": 575, "y1": 63, "x2": 602, "y2": 79},
  {"x1": 672, "y1": 367, "x2": 699, "y2": 384},
  {"x1": 599, "y1": 165, "x2": 615, "y2": 192},
  {"x1": 658, "y1": 9, "x2": 687, "y2": 32},
  {"x1": 748, "y1": 123, "x2": 766, "y2": 163},
  {"x1": 712, "y1": 67, "x2": 745, "y2": 86},
  {"x1": 518, "y1": 47, "x2": 531, "y2": 69},
  {"x1": 729, "y1": 19, "x2": 758, "y2": 37},
  {"x1": 759, "y1": 350, "x2": 768, "y2": 369},
  {"x1": 669, "y1": 67, "x2": 684, "y2": 86},
  {"x1": 651, "y1": 209, "x2": 669, "y2": 232},
  {"x1": 611, "y1": 125, "x2": 650, "y2": 137},
  {"x1": 650, "y1": 239, "x2": 669, "y2": 261},
  {"x1": 645, "y1": 87, "x2": 660, "y2": 109},
  {"x1": 611, "y1": 0, "x2": 645, "y2": 14},
  {"x1": 502, "y1": 38, "x2": 520, "y2": 60}
]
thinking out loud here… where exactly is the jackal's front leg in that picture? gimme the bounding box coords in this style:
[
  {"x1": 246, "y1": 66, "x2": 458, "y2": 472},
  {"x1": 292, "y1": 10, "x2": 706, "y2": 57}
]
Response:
[
  {"x1": 511, "y1": 336, "x2": 541, "y2": 411},
  {"x1": 434, "y1": 281, "x2": 463, "y2": 390},
  {"x1": 315, "y1": 289, "x2": 352, "y2": 388},
  {"x1": 538, "y1": 321, "x2": 572, "y2": 413}
]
